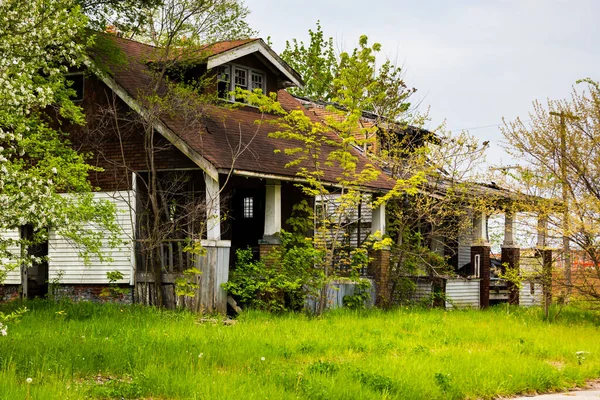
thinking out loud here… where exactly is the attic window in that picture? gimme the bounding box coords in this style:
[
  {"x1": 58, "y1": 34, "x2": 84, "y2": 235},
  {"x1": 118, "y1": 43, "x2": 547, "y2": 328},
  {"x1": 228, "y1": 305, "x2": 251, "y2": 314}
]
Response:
[
  {"x1": 250, "y1": 73, "x2": 264, "y2": 92},
  {"x1": 65, "y1": 72, "x2": 84, "y2": 102},
  {"x1": 217, "y1": 63, "x2": 266, "y2": 103},
  {"x1": 217, "y1": 65, "x2": 230, "y2": 99}
]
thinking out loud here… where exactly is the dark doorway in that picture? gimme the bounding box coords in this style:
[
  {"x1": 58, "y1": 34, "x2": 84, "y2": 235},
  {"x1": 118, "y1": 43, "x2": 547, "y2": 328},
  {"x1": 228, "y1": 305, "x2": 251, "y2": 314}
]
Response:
[
  {"x1": 230, "y1": 187, "x2": 265, "y2": 259},
  {"x1": 20, "y1": 225, "x2": 49, "y2": 298}
]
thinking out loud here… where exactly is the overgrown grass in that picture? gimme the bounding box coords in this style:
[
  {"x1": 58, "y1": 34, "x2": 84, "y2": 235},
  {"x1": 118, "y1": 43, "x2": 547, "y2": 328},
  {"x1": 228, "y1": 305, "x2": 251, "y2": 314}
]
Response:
[{"x1": 0, "y1": 300, "x2": 599, "y2": 399}]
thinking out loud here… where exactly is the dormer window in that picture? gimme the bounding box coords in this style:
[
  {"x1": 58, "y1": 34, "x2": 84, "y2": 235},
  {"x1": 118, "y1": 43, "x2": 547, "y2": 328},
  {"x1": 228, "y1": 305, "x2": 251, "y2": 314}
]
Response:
[
  {"x1": 217, "y1": 66, "x2": 230, "y2": 99},
  {"x1": 217, "y1": 63, "x2": 266, "y2": 103}
]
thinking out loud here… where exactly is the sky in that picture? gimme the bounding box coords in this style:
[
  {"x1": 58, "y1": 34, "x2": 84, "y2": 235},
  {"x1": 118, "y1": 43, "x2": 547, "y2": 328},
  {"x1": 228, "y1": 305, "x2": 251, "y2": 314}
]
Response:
[{"x1": 244, "y1": 0, "x2": 600, "y2": 168}]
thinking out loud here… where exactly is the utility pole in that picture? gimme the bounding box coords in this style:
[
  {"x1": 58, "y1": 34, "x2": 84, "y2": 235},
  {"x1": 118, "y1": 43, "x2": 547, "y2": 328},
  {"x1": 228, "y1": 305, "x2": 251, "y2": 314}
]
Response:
[{"x1": 550, "y1": 110, "x2": 578, "y2": 299}]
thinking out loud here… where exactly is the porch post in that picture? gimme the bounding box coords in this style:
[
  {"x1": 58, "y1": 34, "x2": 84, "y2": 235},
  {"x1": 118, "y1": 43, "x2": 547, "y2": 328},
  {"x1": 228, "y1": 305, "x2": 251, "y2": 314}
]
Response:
[
  {"x1": 204, "y1": 172, "x2": 221, "y2": 240},
  {"x1": 198, "y1": 172, "x2": 230, "y2": 314},
  {"x1": 263, "y1": 180, "x2": 282, "y2": 244},
  {"x1": 371, "y1": 200, "x2": 386, "y2": 236},
  {"x1": 501, "y1": 212, "x2": 520, "y2": 305},
  {"x1": 471, "y1": 211, "x2": 491, "y2": 308},
  {"x1": 260, "y1": 180, "x2": 282, "y2": 264},
  {"x1": 369, "y1": 199, "x2": 390, "y2": 307}
]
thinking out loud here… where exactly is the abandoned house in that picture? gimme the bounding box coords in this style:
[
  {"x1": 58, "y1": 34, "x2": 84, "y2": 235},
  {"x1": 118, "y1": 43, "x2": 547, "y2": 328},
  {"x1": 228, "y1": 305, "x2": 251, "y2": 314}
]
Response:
[{"x1": 0, "y1": 34, "x2": 549, "y2": 311}]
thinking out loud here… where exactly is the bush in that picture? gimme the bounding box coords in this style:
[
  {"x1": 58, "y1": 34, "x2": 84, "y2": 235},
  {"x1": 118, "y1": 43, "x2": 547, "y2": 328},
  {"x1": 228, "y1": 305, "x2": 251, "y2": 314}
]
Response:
[{"x1": 222, "y1": 231, "x2": 320, "y2": 312}]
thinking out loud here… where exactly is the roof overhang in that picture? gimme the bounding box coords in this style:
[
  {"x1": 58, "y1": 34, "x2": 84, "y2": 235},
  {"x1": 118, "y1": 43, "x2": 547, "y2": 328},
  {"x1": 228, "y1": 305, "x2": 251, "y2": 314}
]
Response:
[
  {"x1": 207, "y1": 40, "x2": 304, "y2": 89},
  {"x1": 219, "y1": 168, "x2": 389, "y2": 193}
]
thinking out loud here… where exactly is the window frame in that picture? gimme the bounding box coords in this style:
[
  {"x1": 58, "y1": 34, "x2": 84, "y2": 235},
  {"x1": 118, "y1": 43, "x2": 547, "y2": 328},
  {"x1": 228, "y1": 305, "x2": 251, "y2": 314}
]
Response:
[
  {"x1": 243, "y1": 196, "x2": 254, "y2": 219},
  {"x1": 216, "y1": 65, "x2": 231, "y2": 100},
  {"x1": 219, "y1": 63, "x2": 266, "y2": 103}
]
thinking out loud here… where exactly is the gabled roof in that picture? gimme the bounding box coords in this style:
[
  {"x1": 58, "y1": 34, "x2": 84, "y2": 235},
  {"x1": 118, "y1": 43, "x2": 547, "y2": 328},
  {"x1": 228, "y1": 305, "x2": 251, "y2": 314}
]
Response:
[
  {"x1": 205, "y1": 39, "x2": 304, "y2": 89},
  {"x1": 92, "y1": 35, "x2": 394, "y2": 191}
]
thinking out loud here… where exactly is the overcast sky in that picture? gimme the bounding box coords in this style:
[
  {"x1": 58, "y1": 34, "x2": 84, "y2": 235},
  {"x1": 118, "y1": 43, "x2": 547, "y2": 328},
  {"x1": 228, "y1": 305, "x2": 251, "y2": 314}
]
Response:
[{"x1": 244, "y1": 0, "x2": 599, "y2": 167}]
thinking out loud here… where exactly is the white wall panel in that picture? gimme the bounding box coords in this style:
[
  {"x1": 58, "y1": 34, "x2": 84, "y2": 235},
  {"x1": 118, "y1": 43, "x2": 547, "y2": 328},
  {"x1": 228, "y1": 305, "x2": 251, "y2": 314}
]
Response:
[
  {"x1": 0, "y1": 229, "x2": 21, "y2": 284},
  {"x1": 48, "y1": 191, "x2": 135, "y2": 284}
]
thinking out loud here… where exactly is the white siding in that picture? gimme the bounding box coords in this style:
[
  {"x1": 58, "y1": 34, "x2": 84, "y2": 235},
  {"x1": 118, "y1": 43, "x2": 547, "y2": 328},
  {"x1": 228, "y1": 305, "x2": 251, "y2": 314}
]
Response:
[
  {"x1": 412, "y1": 280, "x2": 433, "y2": 303},
  {"x1": 445, "y1": 278, "x2": 480, "y2": 309},
  {"x1": 48, "y1": 191, "x2": 135, "y2": 284},
  {"x1": 519, "y1": 281, "x2": 543, "y2": 307},
  {"x1": 315, "y1": 194, "x2": 373, "y2": 246},
  {"x1": 0, "y1": 229, "x2": 21, "y2": 284},
  {"x1": 305, "y1": 279, "x2": 376, "y2": 311}
]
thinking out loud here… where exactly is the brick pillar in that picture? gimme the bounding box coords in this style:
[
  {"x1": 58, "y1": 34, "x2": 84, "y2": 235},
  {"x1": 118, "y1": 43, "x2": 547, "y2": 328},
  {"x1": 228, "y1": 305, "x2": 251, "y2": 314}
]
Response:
[
  {"x1": 471, "y1": 245, "x2": 491, "y2": 308},
  {"x1": 501, "y1": 246, "x2": 520, "y2": 305},
  {"x1": 369, "y1": 249, "x2": 391, "y2": 307},
  {"x1": 259, "y1": 243, "x2": 280, "y2": 267},
  {"x1": 537, "y1": 248, "x2": 553, "y2": 306}
]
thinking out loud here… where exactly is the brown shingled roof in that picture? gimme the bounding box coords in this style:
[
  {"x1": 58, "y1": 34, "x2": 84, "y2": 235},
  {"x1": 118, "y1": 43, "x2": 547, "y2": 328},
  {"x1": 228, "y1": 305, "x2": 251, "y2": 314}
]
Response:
[{"x1": 97, "y1": 35, "x2": 394, "y2": 190}]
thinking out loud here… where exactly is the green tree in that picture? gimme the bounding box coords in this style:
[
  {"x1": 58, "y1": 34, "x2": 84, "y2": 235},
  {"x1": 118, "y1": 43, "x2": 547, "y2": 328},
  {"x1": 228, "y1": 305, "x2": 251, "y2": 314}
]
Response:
[
  {"x1": 0, "y1": 0, "x2": 120, "y2": 281},
  {"x1": 280, "y1": 27, "x2": 492, "y2": 307},
  {"x1": 243, "y1": 35, "x2": 426, "y2": 313},
  {"x1": 500, "y1": 79, "x2": 600, "y2": 306},
  {"x1": 280, "y1": 21, "x2": 337, "y2": 101}
]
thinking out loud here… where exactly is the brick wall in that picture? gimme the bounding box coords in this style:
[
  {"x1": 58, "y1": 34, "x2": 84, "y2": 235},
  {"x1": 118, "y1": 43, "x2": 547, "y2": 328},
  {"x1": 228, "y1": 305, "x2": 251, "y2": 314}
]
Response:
[
  {"x1": 368, "y1": 249, "x2": 391, "y2": 307},
  {"x1": 52, "y1": 284, "x2": 133, "y2": 304},
  {"x1": 471, "y1": 245, "x2": 491, "y2": 308},
  {"x1": 67, "y1": 76, "x2": 198, "y2": 192},
  {"x1": 0, "y1": 285, "x2": 20, "y2": 302},
  {"x1": 259, "y1": 244, "x2": 280, "y2": 267},
  {"x1": 501, "y1": 247, "x2": 520, "y2": 305}
]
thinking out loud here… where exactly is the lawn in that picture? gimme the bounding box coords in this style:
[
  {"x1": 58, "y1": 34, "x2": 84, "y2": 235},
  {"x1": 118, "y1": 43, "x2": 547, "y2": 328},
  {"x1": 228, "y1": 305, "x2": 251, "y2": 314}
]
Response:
[{"x1": 0, "y1": 300, "x2": 599, "y2": 399}]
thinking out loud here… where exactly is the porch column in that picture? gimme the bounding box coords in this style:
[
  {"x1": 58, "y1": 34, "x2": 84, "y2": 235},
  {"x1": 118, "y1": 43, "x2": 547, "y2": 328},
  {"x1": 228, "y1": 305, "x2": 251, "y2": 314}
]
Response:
[
  {"x1": 537, "y1": 214, "x2": 552, "y2": 306},
  {"x1": 369, "y1": 200, "x2": 390, "y2": 307},
  {"x1": 204, "y1": 173, "x2": 221, "y2": 240},
  {"x1": 263, "y1": 180, "x2": 282, "y2": 244},
  {"x1": 501, "y1": 212, "x2": 520, "y2": 305},
  {"x1": 199, "y1": 172, "x2": 230, "y2": 314},
  {"x1": 260, "y1": 180, "x2": 282, "y2": 265},
  {"x1": 471, "y1": 211, "x2": 491, "y2": 308},
  {"x1": 371, "y1": 200, "x2": 386, "y2": 236}
]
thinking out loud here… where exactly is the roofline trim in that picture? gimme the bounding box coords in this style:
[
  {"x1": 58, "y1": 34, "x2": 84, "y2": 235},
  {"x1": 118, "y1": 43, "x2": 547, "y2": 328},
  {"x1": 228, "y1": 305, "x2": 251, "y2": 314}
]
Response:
[
  {"x1": 93, "y1": 64, "x2": 220, "y2": 181},
  {"x1": 207, "y1": 40, "x2": 304, "y2": 89},
  {"x1": 220, "y1": 168, "x2": 388, "y2": 193}
]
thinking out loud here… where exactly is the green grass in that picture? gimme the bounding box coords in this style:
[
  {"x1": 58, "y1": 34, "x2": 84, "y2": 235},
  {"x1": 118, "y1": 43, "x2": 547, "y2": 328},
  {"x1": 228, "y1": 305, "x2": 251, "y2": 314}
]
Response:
[{"x1": 1, "y1": 300, "x2": 599, "y2": 399}]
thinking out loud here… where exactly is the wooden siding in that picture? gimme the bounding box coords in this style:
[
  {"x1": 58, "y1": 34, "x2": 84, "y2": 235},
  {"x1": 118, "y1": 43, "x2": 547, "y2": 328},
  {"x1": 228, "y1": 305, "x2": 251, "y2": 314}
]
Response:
[
  {"x1": 196, "y1": 240, "x2": 231, "y2": 313},
  {"x1": 519, "y1": 281, "x2": 543, "y2": 307},
  {"x1": 315, "y1": 194, "x2": 373, "y2": 246},
  {"x1": 412, "y1": 280, "x2": 433, "y2": 303},
  {"x1": 48, "y1": 191, "x2": 135, "y2": 285},
  {"x1": 445, "y1": 278, "x2": 480, "y2": 309},
  {"x1": 0, "y1": 229, "x2": 21, "y2": 284}
]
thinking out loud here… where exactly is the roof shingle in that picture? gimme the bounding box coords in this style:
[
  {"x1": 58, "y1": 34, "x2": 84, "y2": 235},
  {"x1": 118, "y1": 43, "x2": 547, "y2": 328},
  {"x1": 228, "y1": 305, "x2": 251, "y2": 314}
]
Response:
[{"x1": 99, "y1": 35, "x2": 395, "y2": 190}]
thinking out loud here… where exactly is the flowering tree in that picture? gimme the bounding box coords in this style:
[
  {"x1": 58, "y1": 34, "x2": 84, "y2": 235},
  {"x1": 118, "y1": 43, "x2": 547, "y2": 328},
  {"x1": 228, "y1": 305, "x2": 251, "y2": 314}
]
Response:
[{"x1": 0, "y1": 0, "x2": 120, "y2": 282}]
